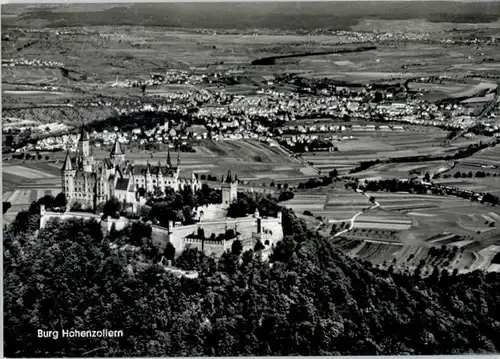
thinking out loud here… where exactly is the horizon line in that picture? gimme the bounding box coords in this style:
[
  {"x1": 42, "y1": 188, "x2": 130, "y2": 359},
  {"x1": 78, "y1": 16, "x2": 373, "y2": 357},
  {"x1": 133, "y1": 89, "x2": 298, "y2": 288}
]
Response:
[{"x1": 3, "y1": 0, "x2": 500, "y2": 4}]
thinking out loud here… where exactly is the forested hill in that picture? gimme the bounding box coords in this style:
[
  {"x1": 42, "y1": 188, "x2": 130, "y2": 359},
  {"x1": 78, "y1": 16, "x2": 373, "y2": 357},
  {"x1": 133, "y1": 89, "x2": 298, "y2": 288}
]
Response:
[{"x1": 3, "y1": 198, "x2": 500, "y2": 357}]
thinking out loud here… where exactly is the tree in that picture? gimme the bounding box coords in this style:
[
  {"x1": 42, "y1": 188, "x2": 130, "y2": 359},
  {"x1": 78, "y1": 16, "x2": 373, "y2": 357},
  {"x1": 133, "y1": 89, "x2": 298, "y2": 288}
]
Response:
[
  {"x1": 164, "y1": 242, "x2": 176, "y2": 261},
  {"x1": 254, "y1": 240, "x2": 265, "y2": 252},
  {"x1": 231, "y1": 239, "x2": 243, "y2": 256},
  {"x1": 53, "y1": 192, "x2": 67, "y2": 209},
  {"x1": 153, "y1": 186, "x2": 164, "y2": 198},
  {"x1": 103, "y1": 196, "x2": 122, "y2": 218},
  {"x1": 3, "y1": 201, "x2": 12, "y2": 214},
  {"x1": 329, "y1": 169, "x2": 339, "y2": 178}
]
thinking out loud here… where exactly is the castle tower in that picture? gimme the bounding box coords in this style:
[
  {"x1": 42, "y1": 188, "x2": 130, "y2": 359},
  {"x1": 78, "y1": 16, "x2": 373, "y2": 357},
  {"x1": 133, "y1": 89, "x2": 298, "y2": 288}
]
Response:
[
  {"x1": 110, "y1": 138, "x2": 125, "y2": 165},
  {"x1": 222, "y1": 170, "x2": 238, "y2": 205},
  {"x1": 78, "y1": 124, "x2": 90, "y2": 158},
  {"x1": 78, "y1": 124, "x2": 94, "y2": 172},
  {"x1": 61, "y1": 150, "x2": 76, "y2": 207},
  {"x1": 167, "y1": 148, "x2": 172, "y2": 167},
  {"x1": 146, "y1": 161, "x2": 152, "y2": 192},
  {"x1": 175, "y1": 150, "x2": 181, "y2": 181}
]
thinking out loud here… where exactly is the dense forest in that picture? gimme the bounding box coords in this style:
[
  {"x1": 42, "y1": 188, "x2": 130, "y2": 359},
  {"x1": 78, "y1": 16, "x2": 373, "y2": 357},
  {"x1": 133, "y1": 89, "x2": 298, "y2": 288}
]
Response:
[{"x1": 3, "y1": 194, "x2": 500, "y2": 357}]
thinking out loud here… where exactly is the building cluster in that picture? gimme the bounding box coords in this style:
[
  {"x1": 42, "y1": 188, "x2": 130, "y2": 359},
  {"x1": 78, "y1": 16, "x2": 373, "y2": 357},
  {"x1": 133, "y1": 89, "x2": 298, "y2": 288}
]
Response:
[
  {"x1": 2, "y1": 58, "x2": 64, "y2": 68},
  {"x1": 306, "y1": 29, "x2": 430, "y2": 43},
  {"x1": 111, "y1": 70, "x2": 206, "y2": 88}
]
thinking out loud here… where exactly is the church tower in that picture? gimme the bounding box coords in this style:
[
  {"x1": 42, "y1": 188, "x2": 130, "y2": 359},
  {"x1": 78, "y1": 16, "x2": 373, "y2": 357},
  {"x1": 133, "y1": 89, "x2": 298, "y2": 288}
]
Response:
[
  {"x1": 61, "y1": 150, "x2": 76, "y2": 206},
  {"x1": 221, "y1": 170, "x2": 238, "y2": 205}
]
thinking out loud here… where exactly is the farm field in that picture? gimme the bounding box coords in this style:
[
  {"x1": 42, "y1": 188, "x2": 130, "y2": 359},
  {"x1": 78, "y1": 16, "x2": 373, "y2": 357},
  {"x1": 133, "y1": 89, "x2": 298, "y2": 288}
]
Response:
[
  {"x1": 338, "y1": 236, "x2": 499, "y2": 274},
  {"x1": 300, "y1": 129, "x2": 467, "y2": 174},
  {"x1": 2, "y1": 162, "x2": 62, "y2": 214},
  {"x1": 407, "y1": 80, "x2": 497, "y2": 101},
  {"x1": 457, "y1": 143, "x2": 500, "y2": 168},
  {"x1": 352, "y1": 160, "x2": 452, "y2": 181}
]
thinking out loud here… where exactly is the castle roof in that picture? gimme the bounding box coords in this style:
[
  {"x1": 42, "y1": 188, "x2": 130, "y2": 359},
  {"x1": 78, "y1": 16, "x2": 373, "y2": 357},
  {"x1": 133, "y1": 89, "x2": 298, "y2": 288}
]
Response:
[
  {"x1": 115, "y1": 177, "x2": 130, "y2": 191},
  {"x1": 110, "y1": 139, "x2": 124, "y2": 156},
  {"x1": 102, "y1": 158, "x2": 115, "y2": 169},
  {"x1": 127, "y1": 164, "x2": 178, "y2": 177}
]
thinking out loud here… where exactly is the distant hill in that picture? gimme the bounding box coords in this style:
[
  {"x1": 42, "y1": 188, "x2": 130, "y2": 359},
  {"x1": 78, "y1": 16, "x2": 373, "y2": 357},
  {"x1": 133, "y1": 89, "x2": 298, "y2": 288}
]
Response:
[{"x1": 2, "y1": 2, "x2": 500, "y2": 29}]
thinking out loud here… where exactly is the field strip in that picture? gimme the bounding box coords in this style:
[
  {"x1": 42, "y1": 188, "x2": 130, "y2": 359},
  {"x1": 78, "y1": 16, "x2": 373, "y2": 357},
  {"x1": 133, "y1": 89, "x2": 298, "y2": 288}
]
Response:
[
  {"x1": 353, "y1": 222, "x2": 411, "y2": 230},
  {"x1": 451, "y1": 239, "x2": 475, "y2": 248},
  {"x1": 363, "y1": 239, "x2": 403, "y2": 245},
  {"x1": 3, "y1": 191, "x2": 13, "y2": 202},
  {"x1": 489, "y1": 264, "x2": 500, "y2": 272},
  {"x1": 7, "y1": 190, "x2": 20, "y2": 203},
  {"x1": 481, "y1": 214, "x2": 495, "y2": 222},
  {"x1": 429, "y1": 234, "x2": 458, "y2": 243},
  {"x1": 474, "y1": 245, "x2": 500, "y2": 270},
  {"x1": 3, "y1": 165, "x2": 56, "y2": 179},
  {"x1": 272, "y1": 166, "x2": 294, "y2": 171},
  {"x1": 180, "y1": 164, "x2": 217, "y2": 169},
  {"x1": 407, "y1": 212, "x2": 436, "y2": 217},
  {"x1": 355, "y1": 217, "x2": 412, "y2": 224},
  {"x1": 489, "y1": 212, "x2": 500, "y2": 221},
  {"x1": 283, "y1": 204, "x2": 325, "y2": 210},
  {"x1": 349, "y1": 241, "x2": 367, "y2": 256}
]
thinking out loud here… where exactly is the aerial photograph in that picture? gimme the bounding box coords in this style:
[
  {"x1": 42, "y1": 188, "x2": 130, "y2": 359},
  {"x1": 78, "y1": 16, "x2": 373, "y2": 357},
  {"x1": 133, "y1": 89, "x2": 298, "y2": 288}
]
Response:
[{"x1": 2, "y1": 1, "x2": 500, "y2": 356}]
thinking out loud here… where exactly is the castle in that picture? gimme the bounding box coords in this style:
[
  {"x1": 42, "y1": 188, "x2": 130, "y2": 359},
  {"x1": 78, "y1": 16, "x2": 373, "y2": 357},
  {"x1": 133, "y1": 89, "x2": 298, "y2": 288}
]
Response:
[
  {"x1": 61, "y1": 126, "x2": 201, "y2": 209},
  {"x1": 50, "y1": 126, "x2": 284, "y2": 258}
]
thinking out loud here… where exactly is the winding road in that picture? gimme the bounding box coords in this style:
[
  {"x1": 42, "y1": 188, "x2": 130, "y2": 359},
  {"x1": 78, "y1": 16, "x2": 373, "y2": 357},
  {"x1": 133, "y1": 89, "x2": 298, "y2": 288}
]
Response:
[{"x1": 333, "y1": 193, "x2": 380, "y2": 238}]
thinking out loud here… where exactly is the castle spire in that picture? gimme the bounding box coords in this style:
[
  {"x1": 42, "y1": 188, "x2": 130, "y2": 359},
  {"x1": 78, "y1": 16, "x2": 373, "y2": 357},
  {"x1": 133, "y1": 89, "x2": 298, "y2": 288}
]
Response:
[
  {"x1": 167, "y1": 148, "x2": 172, "y2": 167},
  {"x1": 79, "y1": 123, "x2": 89, "y2": 142},
  {"x1": 225, "y1": 170, "x2": 232, "y2": 183},
  {"x1": 110, "y1": 138, "x2": 124, "y2": 157},
  {"x1": 62, "y1": 150, "x2": 73, "y2": 172}
]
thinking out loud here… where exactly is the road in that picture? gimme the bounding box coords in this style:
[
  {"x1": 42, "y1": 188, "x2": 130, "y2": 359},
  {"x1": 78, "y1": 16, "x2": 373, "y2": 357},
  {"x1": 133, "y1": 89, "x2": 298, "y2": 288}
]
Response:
[{"x1": 333, "y1": 194, "x2": 380, "y2": 238}]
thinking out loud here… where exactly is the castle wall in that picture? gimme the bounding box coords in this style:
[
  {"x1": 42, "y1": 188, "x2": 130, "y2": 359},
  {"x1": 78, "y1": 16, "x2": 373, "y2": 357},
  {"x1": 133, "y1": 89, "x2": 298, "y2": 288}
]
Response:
[
  {"x1": 105, "y1": 217, "x2": 129, "y2": 232},
  {"x1": 40, "y1": 208, "x2": 128, "y2": 233},
  {"x1": 195, "y1": 203, "x2": 228, "y2": 221},
  {"x1": 260, "y1": 217, "x2": 284, "y2": 244},
  {"x1": 40, "y1": 209, "x2": 101, "y2": 229},
  {"x1": 39, "y1": 207, "x2": 284, "y2": 258},
  {"x1": 183, "y1": 237, "x2": 235, "y2": 257},
  {"x1": 151, "y1": 225, "x2": 171, "y2": 249},
  {"x1": 169, "y1": 224, "x2": 198, "y2": 250}
]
